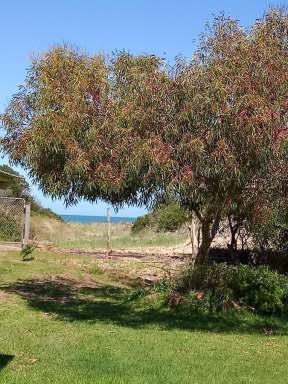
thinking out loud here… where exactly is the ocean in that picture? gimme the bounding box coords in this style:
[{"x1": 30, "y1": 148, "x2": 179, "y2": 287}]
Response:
[{"x1": 61, "y1": 215, "x2": 136, "y2": 224}]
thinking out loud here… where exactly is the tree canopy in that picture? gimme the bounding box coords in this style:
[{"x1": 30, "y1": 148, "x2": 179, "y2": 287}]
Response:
[{"x1": 1, "y1": 9, "x2": 288, "y2": 262}]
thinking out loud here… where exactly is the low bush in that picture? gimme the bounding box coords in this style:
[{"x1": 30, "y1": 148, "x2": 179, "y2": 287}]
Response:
[
  {"x1": 157, "y1": 203, "x2": 187, "y2": 232},
  {"x1": 131, "y1": 214, "x2": 151, "y2": 233},
  {"x1": 176, "y1": 263, "x2": 288, "y2": 314},
  {"x1": 21, "y1": 244, "x2": 36, "y2": 261},
  {"x1": 131, "y1": 203, "x2": 188, "y2": 234},
  {"x1": 153, "y1": 278, "x2": 173, "y2": 294}
]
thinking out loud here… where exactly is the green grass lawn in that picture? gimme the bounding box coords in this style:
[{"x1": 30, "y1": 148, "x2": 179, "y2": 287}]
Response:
[{"x1": 1, "y1": 250, "x2": 288, "y2": 383}]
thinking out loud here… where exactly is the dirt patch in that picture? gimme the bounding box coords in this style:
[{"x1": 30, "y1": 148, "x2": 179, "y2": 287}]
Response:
[
  {"x1": 38, "y1": 243, "x2": 188, "y2": 259},
  {"x1": 35, "y1": 245, "x2": 189, "y2": 284}
]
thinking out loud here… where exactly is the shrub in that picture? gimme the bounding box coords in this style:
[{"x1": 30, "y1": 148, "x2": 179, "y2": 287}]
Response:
[
  {"x1": 153, "y1": 278, "x2": 173, "y2": 294},
  {"x1": 131, "y1": 203, "x2": 188, "y2": 234},
  {"x1": 177, "y1": 263, "x2": 288, "y2": 314},
  {"x1": 157, "y1": 203, "x2": 187, "y2": 232},
  {"x1": 21, "y1": 244, "x2": 36, "y2": 261},
  {"x1": 131, "y1": 214, "x2": 151, "y2": 233},
  {"x1": 231, "y1": 265, "x2": 287, "y2": 313}
]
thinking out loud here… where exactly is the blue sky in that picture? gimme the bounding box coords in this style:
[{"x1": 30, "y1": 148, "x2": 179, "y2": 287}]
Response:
[{"x1": 0, "y1": 0, "x2": 276, "y2": 216}]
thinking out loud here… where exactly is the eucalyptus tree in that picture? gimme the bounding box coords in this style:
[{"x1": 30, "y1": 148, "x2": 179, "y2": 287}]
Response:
[{"x1": 2, "y1": 9, "x2": 288, "y2": 264}]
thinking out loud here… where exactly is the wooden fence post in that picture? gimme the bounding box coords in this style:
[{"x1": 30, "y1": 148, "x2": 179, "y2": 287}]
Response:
[
  {"x1": 107, "y1": 207, "x2": 111, "y2": 252},
  {"x1": 23, "y1": 204, "x2": 31, "y2": 247}
]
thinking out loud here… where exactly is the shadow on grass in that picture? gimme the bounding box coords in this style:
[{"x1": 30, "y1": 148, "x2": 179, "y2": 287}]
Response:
[
  {"x1": 2, "y1": 276, "x2": 288, "y2": 335},
  {"x1": 0, "y1": 354, "x2": 14, "y2": 371}
]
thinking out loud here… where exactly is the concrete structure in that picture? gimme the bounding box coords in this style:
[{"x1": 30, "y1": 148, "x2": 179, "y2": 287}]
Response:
[{"x1": 0, "y1": 170, "x2": 23, "y2": 191}]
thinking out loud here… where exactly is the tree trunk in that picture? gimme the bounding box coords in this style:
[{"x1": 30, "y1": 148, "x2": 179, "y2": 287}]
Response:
[
  {"x1": 195, "y1": 221, "x2": 213, "y2": 265},
  {"x1": 194, "y1": 213, "x2": 221, "y2": 266},
  {"x1": 230, "y1": 230, "x2": 237, "y2": 250},
  {"x1": 188, "y1": 215, "x2": 200, "y2": 269},
  {"x1": 228, "y1": 214, "x2": 239, "y2": 250}
]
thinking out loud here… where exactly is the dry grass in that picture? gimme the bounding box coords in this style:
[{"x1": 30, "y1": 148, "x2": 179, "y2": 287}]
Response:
[{"x1": 30, "y1": 214, "x2": 187, "y2": 251}]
